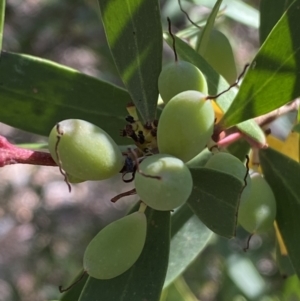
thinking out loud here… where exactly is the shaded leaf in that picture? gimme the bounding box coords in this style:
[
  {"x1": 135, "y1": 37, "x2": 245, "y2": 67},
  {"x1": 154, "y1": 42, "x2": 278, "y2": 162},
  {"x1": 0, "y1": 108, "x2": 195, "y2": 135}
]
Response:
[
  {"x1": 164, "y1": 205, "x2": 212, "y2": 288},
  {"x1": 221, "y1": 1, "x2": 300, "y2": 127},
  {"x1": 188, "y1": 167, "x2": 243, "y2": 238},
  {"x1": 276, "y1": 241, "x2": 295, "y2": 278},
  {"x1": 79, "y1": 209, "x2": 170, "y2": 301},
  {"x1": 226, "y1": 139, "x2": 250, "y2": 162},
  {"x1": 259, "y1": 0, "x2": 294, "y2": 44},
  {"x1": 0, "y1": 52, "x2": 130, "y2": 144},
  {"x1": 98, "y1": 0, "x2": 162, "y2": 122},
  {"x1": 259, "y1": 147, "x2": 300, "y2": 278},
  {"x1": 293, "y1": 122, "x2": 300, "y2": 133}
]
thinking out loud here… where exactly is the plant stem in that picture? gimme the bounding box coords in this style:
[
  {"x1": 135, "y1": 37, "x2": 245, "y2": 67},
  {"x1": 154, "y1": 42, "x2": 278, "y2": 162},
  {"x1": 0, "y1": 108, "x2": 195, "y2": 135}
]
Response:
[{"x1": 0, "y1": 135, "x2": 56, "y2": 167}]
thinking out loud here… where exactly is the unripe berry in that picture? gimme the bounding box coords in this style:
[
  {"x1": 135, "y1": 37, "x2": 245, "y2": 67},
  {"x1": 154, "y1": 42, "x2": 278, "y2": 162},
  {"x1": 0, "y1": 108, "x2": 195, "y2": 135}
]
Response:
[
  {"x1": 158, "y1": 60, "x2": 208, "y2": 104},
  {"x1": 48, "y1": 119, "x2": 124, "y2": 181},
  {"x1": 134, "y1": 154, "x2": 193, "y2": 211},
  {"x1": 83, "y1": 211, "x2": 147, "y2": 279},
  {"x1": 238, "y1": 172, "x2": 276, "y2": 233},
  {"x1": 157, "y1": 91, "x2": 214, "y2": 162}
]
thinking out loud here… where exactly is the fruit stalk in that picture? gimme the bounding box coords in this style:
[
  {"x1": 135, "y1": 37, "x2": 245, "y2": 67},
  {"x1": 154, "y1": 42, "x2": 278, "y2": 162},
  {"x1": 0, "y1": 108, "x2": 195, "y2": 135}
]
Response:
[{"x1": 0, "y1": 135, "x2": 56, "y2": 167}]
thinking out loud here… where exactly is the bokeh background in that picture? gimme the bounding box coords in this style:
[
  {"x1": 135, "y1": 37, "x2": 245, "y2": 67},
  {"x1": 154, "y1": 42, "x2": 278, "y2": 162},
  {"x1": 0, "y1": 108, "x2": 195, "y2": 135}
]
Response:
[{"x1": 1, "y1": 1, "x2": 299, "y2": 300}]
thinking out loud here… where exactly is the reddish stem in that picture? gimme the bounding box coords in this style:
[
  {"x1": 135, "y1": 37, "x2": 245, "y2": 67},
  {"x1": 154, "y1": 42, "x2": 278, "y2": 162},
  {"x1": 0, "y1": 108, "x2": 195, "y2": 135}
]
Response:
[{"x1": 0, "y1": 135, "x2": 56, "y2": 167}]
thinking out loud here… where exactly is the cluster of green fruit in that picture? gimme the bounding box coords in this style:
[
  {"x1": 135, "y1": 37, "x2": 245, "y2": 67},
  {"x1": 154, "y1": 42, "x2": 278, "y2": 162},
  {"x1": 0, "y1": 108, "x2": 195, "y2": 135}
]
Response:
[{"x1": 47, "y1": 59, "x2": 276, "y2": 282}]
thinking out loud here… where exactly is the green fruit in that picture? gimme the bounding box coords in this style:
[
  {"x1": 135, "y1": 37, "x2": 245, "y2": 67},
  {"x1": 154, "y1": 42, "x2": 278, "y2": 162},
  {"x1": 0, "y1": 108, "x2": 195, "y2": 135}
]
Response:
[
  {"x1": 157, "y1": 91, "x2": 214, "y2": 162},
  {"x1": 83, "y1": 211, "x2": 147, "y2": 279},
  {"x1": 198, "y1": 29, "x2": 237, "y2": 84},
  {"x1": 134, "y1": 154, "x2": 193, "y2": 211},
  {"x1": 48, "y1": 119, "x2": 124, "y2": 181},
  {"x1": 238, "y1": 172, "x2": 276, "y2": 233},
  {"x1": 158, "y1": 60, "x2": 208, "y2": 104},
  {"x1": 205, "y1": 152, "x2": 251, "y2": 201}
]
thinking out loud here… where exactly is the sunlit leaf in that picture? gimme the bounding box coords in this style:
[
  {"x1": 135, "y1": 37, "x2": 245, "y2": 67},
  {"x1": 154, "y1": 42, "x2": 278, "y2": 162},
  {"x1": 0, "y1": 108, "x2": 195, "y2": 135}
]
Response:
[
  {"x1": 260, "y1": 147, "x2": 300, "y2": 278},
  {"x1": 0, "y1": 52, "x2": 130, "y2": 144},
  {"x1": 98, "y1": 0, "x2": 162, "y2": 122},
  {"x1": 221, "y1": 0, "x2": 300, "y2": 127}
]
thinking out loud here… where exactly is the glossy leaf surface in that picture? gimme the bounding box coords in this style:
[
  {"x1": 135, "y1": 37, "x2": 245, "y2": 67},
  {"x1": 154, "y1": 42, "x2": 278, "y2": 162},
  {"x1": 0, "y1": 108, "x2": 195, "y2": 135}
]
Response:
[
  {"x1": 221, "y1": 1, "x2": 300, "y2": 127},
  {"x1": 79, "y1": 209, "x2": 170, "y2": 301},
  {"x1": 98, "y1": 0, "x2": 162, "y2": 122},
  {"x1": 0, "y1": 52, "x2": 130, "y2": 143},
  {"x1": 260, "y1": 147, "x2": 300, "y2": 277},
  {"x1": 188, "y1": 167, "x2": 243, "y2": 238}
]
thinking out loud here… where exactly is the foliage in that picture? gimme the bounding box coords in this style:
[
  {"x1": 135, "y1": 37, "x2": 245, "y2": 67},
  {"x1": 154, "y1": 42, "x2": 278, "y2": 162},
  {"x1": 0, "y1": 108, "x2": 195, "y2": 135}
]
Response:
[{"x1": 0, "y1": 0, "x2": 300, "y2": 301}]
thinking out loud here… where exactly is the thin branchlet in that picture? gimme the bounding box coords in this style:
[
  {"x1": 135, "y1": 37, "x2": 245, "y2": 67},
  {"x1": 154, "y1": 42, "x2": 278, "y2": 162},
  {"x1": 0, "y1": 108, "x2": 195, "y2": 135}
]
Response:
[
  {"x1": 111, "y1": 188, "x2": 136, "y2": 203},
  {"x1": 234, "y1": 155, "x2": 250, "y2": 237},
  {"x1": 59, "y1": 270, "x2": 87, "y2": 293},
  {"x1": 206, "y1": 63, "x2": 250, "y2": 100},
  {"x1": 167, "y1": 17, "x2": 178, "y2": 62},
  {"x1": 55, "y1": 124, "x2": 72, "y2": 193},
  {"x1": 178, "y1": 0, "x2": 201, "y2": 29},
  {"x1": 243, "y1": 233, "x2": 254, "y2": 252}
]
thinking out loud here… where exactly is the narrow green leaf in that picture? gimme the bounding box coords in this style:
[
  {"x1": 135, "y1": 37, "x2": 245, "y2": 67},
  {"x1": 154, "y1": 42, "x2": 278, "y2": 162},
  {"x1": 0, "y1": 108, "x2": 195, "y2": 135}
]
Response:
[
  {"x1": 259, "y1": 147, "x2": 300, "y2": 278},
  {"x1": 259, "y1": 0, "x2": 294, "y2": 44},
  {"x1": 0, "y1": 0, "x2": 5, "y2": 51},
  {"x1": 195, "y1": 0, "x2": 222, "y2": 53},
  {"x1": 98, "y1": 0, "x2": 162, "y2": 122},
  {"x1": 163, "y1": 33, "x2": 236, "y2": 112},
  {"x1": 237, "y1": 119, "x2": 266, "y2": 147},
  {"x1": 188, "y1": 167, "x2": 243, "y2": 238},
  {"x1": 0, "y1": 52, "x2": 130, "y2": 144},
  {"x1": 164, "y1": 205, "x2": 212, "y2": 288},
  {"x1": 220, "y1": 0, "x2": 300, "y2": 128},
  {"x1": 79, "y1": 209, "x2": 170, "y2": 301}
]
